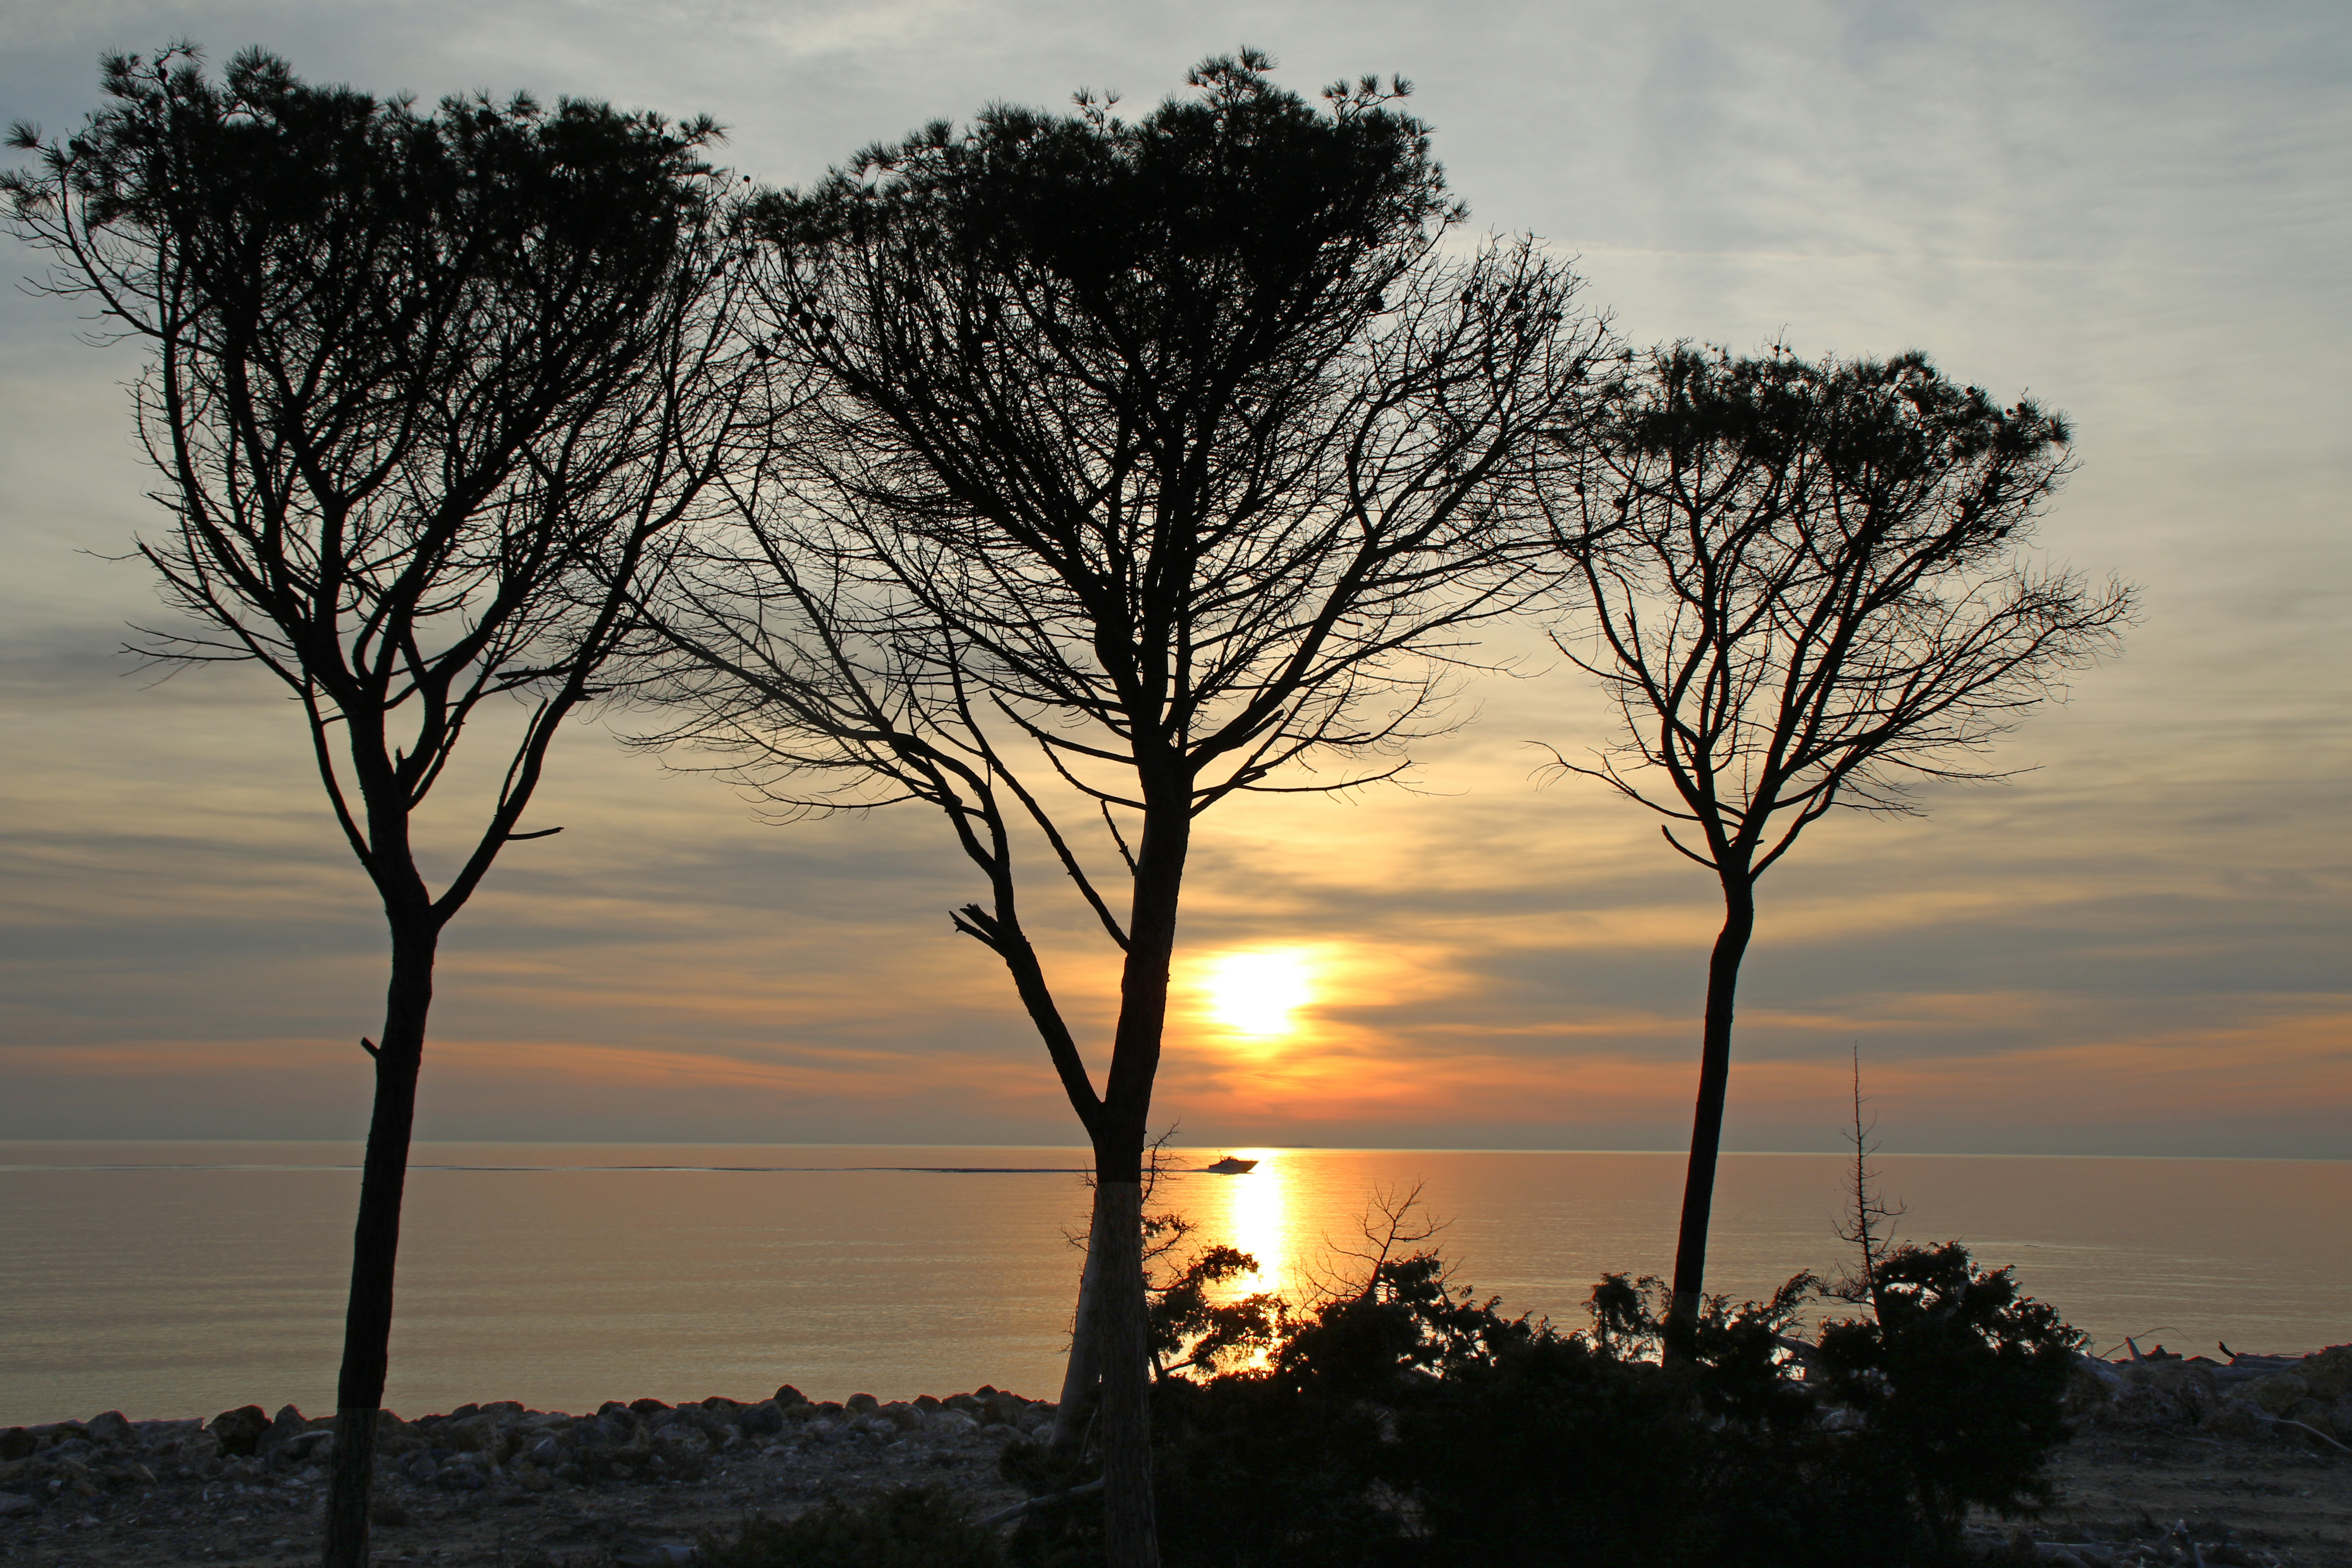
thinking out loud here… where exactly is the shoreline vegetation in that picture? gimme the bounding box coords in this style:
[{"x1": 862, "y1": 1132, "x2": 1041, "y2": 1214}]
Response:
[{"x1": 5, "y1": 1326, "x2": 2344, "y2": 1565}]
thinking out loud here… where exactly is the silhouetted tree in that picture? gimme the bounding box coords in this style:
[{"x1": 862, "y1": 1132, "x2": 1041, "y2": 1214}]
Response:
[
  {"x1": 1544, "y1": 345, "x2": 2132, "y2": 1340},
  {"x1": 4, "y1": 48, "x2": 753, "y2": 1568},
  {"x1": 642, "y1": 52, "x2": 1604, "y2": 1565}
]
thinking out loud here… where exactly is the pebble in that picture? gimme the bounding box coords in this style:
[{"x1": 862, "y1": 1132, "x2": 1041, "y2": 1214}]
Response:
[{"x1": 0, "y1": 1380, "x2": 1049, "y2": 1566}]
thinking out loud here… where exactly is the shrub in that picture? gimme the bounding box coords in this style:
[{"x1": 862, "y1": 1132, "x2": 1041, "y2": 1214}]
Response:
[
  {"x1": 1811, "y1": 1241, "x2": 2084, "y2": 1548},
  {"x1": 701, "y1": 1486, "x2": 1007, "y2": 1568},
  {"x1": 1005, "y1": 1241, "x2": 2078, "y2": 1568}
]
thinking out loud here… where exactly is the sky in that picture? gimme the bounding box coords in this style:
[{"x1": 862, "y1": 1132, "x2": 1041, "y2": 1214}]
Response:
[{"x1": 0, "y1": 0, "x2": 2345, "y2": 1157}]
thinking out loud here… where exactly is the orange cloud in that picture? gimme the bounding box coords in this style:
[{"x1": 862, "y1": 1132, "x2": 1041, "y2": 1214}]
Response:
[{"x1": 1143, "y1": 1007, "x2": 2352, "y2": 1137}]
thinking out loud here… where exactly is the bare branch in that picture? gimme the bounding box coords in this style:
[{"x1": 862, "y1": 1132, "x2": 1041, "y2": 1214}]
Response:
[{"x1": 1547, "y1": 345, "x2": 2133, "y2": 889}]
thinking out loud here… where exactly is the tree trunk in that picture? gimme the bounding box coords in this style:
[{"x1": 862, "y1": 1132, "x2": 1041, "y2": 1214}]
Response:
[
  {"x1": 1091, "y1": 1173, "x2": 1156, "y2": 1568},
  {"x1": 1049, "y1": 1185, "x2": 1109, "y2": 1451},
  {"x1": 1086, "y1": 794, "x2": 1186, "y2": 1568},
  {"x1": 321, "y1": 920, "x2": 438, "y2": 1568},
  {"x1": 962, "y1": 775, "x2": 1189, "y2": 1562},
  {"x1": 1668, "y1": 877, "x2": 1755, "y2": 1342}
]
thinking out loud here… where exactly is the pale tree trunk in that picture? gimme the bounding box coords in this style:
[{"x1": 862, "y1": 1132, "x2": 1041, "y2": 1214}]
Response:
[
  {"x1": 321, "y1": 919, "x2": 438, "y2": 1568},
  {"x1": 1049, "y1": 1188, "x2": 1109, "y2": 1451},
  {"x1": 1668, "y1": 877, "x2": 1756, "y2": 1342}
]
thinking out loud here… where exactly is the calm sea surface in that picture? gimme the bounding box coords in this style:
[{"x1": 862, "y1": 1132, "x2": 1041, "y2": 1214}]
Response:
[{"x1": 2, "y1": 1143, "x2": 2345, "y2": 1427}]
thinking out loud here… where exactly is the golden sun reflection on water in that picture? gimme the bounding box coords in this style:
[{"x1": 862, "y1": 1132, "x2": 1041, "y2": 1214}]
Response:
[{"x1": 1218, "y1": 1150, "x2": 1289, "y2": 1299}]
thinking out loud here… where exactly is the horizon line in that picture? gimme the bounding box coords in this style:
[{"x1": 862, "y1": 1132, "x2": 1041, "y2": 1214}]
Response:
[{"x1": 0, "y1": 1138, "x2": 2343, "y2": 1165}]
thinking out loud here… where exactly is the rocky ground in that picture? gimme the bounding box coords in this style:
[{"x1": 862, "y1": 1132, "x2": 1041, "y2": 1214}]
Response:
[
  {"x1": 1995, "y1": 1427, "x2": 2352, "y2": 1566},
  {"x1": 0, "y1": 1386, "x2": 1046, "y2": 1567},
  {"x1": 1961, "y1": 1343, "x2": 2352, "y2": 1567},
  {"x1": 1, "y1": 1347, "x2": 2345, "y2": 1567}
]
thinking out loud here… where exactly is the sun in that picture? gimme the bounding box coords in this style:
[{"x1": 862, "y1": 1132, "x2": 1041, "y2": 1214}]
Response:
[{"x1": 1201, "y1": 949, "x2": 1315, "y2": 1038}]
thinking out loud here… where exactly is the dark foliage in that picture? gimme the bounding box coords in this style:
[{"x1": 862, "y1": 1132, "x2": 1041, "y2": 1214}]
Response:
[
  {"x1": 1814, "y1": 1241, "x2": 2086, "y2": 1548},
  {"x1": 1005, "y1": 1242, "x2": 2077, "y2": 1568},
  {"x1": 1137, "y1": 1205, "x2": 1288, "y2": 1388},
  {"x1": 700, "y1": 1486, "x2": 1008, "y2": 1568}
]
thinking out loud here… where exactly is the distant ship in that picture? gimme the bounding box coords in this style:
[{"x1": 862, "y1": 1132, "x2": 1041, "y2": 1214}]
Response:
[{"x1": 1201, "y1": 1155, "x2": 1258, "y2": 1174}]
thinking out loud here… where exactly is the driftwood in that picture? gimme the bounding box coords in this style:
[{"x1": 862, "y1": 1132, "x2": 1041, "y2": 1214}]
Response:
[
  {"x1": 2032, "y1": 1542, "x2": 2118, "y2": 1565},
  {"x1": 975, "y1": 1476, "x2": 1105, "y2": 1529},
  {"x1": 2073, "y1": 1338, "x2": 2352, "y2": 1461},
  {"x1": 2252, "y1": 1413, "x2": 2352, "y2": 1455},
  {"x1": 2108, "y1": 1340, "x2": 2325, "y2": 1387}
]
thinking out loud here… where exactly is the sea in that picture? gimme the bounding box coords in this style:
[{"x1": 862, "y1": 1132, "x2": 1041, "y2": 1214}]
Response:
[{"x1": 2, "y1": 1143, "x2": 2345, "y2": 1428}]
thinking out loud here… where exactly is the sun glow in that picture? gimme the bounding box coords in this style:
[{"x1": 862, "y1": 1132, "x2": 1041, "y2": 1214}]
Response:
[{"x1": 1201, "y1": 949, "x2": 1316, "y2": 1038}]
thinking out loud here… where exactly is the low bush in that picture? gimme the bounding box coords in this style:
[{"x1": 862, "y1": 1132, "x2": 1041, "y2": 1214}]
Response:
[
  {"x1": 699, "y1": 1485, "x2": 1008, "y2": 1568},
  {"x1": 1811, "y1": 1241, "x2": 2084, "y2": 1549},
  {"x1": 1008, "y1": 1239, "x2": 2079, "y2": 1568}
]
